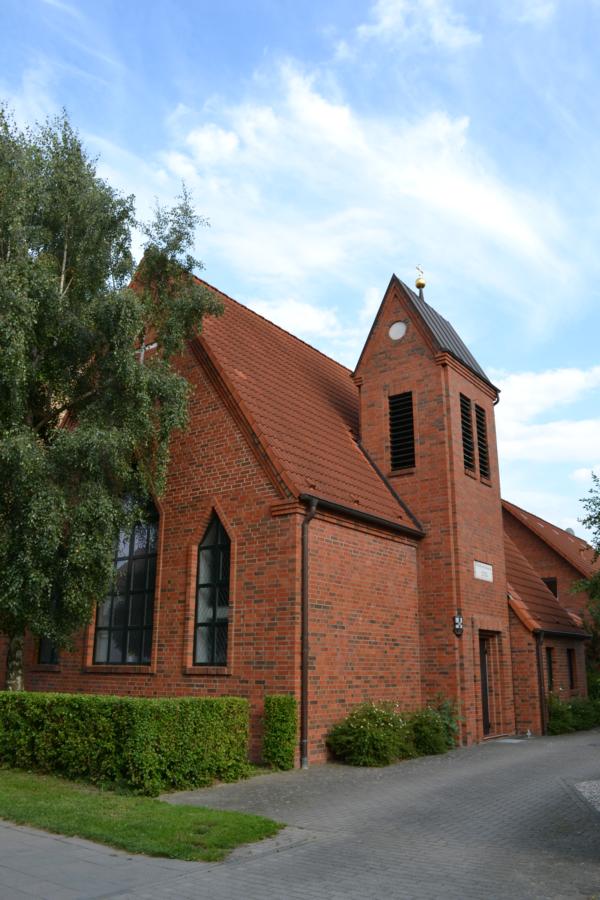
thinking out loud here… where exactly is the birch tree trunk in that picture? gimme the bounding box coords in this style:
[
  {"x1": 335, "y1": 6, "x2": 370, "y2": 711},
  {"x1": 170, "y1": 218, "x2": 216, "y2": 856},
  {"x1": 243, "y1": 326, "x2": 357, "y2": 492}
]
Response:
[{"x1": 5, "y1": 634, "x2": 25, "y2": 691}]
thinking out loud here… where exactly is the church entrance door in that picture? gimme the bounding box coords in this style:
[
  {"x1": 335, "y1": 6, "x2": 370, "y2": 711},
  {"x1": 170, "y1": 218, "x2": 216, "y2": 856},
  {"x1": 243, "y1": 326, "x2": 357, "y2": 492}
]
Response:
[{"x1": 479, "y1": 635, "x2": 491, "y2": 736}]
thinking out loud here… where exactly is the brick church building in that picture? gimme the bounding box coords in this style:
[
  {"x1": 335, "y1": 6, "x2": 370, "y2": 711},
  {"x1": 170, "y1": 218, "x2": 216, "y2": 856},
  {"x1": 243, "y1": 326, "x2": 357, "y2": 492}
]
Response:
[{"x1": 7, "y1": 274, "x2": 595, "y2": 763}]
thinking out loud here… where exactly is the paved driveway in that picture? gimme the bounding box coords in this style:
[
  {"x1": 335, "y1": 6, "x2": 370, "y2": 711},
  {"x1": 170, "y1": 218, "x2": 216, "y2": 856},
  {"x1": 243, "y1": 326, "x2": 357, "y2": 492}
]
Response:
[{"x1": 1, "y1": 731, "x2": 600, "y2": 899}]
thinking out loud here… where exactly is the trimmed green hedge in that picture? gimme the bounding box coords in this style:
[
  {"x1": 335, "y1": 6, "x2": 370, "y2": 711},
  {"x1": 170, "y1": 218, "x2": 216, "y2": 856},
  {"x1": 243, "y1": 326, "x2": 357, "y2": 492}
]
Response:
[
  {"x1": 262, "y1": 694, "x2": 297, "y2": 770},
  {"x1": 0, "y1": 692, "x2": 250, "y2": 795}
]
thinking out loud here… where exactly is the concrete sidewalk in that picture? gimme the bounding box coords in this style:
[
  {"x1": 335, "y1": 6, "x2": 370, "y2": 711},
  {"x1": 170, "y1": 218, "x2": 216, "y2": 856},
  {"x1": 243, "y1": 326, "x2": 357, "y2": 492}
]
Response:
[{"x1": 2, "y1": 731, "x2": 600, "y2": 898}]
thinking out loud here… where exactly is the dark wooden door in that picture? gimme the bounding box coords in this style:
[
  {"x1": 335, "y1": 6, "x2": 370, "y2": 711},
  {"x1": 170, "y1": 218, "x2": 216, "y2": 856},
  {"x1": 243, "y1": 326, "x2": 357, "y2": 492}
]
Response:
[{"x1": 479, "y1": 636, "x2": 491, "y2": 736}]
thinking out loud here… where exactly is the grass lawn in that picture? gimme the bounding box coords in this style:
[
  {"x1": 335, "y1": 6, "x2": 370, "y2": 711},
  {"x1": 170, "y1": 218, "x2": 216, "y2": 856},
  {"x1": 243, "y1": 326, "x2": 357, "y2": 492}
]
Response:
[{"x1": 0, "y1": 769, "x2": 282, "y2": 861}]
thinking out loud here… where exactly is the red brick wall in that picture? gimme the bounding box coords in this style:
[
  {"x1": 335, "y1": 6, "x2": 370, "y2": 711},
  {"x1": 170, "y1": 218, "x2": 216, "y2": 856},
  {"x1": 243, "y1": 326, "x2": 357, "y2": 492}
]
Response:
[
  {"x1": 307, "y1": 514, "x2": 421, "y2": 761},
  {"x1": 509, "y1": 608, "x2": 587, "y2": 736},
  {"x1": 15, "y1": 341, "x2": 424, "y2": 765},
  {"x1": 355, "y1": 281, "x2": 515, "y2": 743},
  {"x1": 543, "y1": 636, "x2": 587, "y2": 700},
  {"x1": 355, "y1": 285, "x2": 461, "y2": 715},
  {"x1": 503, "y1": 510, "x2": 590, "y2": 620},
  {"x1": 444, "y1": 364, "x2": 515, "y2": 742},
  {"x1": 509, "y1": 609, "x2": 543, "y2": 734},
  {"x1": 22, "y1": 344, "x2": 301, "y2": 760}
]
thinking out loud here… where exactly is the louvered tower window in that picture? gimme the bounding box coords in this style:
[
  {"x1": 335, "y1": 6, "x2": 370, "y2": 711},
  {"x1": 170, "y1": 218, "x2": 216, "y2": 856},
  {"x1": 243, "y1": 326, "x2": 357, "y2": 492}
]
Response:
[
  {"x1": 389, "y1": 392, "x2": 415, "y2": 470},
  {"x1": 460, "y1": 394, "x2": 475, "y2": 472},
  {"x1": 475, "y1": 405, "x2": 490, "y2": 480},
  {"x1": 195, "y1": 514, "x2": 230, "y2": 666}
]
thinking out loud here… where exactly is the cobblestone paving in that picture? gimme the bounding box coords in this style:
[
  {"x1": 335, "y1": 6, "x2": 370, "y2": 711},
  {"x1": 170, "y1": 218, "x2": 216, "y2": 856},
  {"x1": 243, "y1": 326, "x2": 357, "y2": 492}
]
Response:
[{"x1": 2, "y1": 731, "x2": 600, "y2": 899}]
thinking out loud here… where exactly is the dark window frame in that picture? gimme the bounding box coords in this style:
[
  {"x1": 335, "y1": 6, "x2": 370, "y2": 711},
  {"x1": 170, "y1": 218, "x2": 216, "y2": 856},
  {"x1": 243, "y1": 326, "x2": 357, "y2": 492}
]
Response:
[
  {"x1": 194, "y1": 513, "x2": 230, "y2": 667},
  {"x1": 38, "y1": 637, "x2": 59, "y2": 665},
  {"x1": 389, "y1": 391, "x2": 416, "y2": 470},
  {"x1": 38, "y1": 588, "x2": 60, "y2": 664},
  {"x1": 460, "y1": 393, "x2": 476, "y2": 472},
  {"x1": 567, "y1": 648, "x2": 576, "y2": 690},
  {"x1": 546, "y1": 646, "x2": 554, "y2": 692},
  {"x1": 93, "y1": 505, "x2": 158, "y2": 666}
]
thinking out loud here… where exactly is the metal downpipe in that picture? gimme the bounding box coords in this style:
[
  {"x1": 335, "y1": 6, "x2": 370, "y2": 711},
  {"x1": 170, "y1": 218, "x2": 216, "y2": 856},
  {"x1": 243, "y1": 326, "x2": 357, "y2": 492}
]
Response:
[
  {"x1": 301, "y1": 497, "x2": 318, "y2": 769},
  {"x1": 535, "y1": 631, "x2": 548, "y2": 734}
]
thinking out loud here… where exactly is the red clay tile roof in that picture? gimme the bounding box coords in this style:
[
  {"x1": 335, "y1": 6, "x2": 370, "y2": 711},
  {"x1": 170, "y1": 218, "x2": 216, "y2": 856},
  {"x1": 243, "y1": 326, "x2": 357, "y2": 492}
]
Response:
[
  {"x1": 502, "y1": 499, "x2": 598, "y2": 580},
  {"x1": 505, "y1": 534, "x2": 587, "y2": 636},
  {"x1": 195, "y1": 280, "x2": 422, "y2": 535}
]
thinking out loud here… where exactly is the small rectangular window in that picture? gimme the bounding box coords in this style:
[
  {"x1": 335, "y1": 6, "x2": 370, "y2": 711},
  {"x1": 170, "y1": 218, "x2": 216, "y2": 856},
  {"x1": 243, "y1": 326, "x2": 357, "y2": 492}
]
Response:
[
  {"x1": 38, "y1": 638, "x2": 59, "y2": 665},
  {"x1": 567, "y1": 648, "x2": 576, "y2": 690},
  {"x1": 546, "y1": 647, "x2": 554, "y2": 692},
  {"x1": 542, "y1": 577, "x2": 558, "y2": 598},
  {"x1": 460, "y1": 394, "x2": 475, "y2": 472},
  {"x1": 475, "y1": 405, "x2": 490, "y2": 480},
  {"x1": 389, "y1": 392, "x2": 415, "y2": 470}
]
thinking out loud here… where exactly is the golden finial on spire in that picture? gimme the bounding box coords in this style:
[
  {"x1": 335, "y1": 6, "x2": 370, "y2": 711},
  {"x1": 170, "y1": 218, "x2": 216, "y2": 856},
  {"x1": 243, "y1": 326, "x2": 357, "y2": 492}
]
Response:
[{"x1": 415, "y1": 266, "x2": 426, "y2": 291}]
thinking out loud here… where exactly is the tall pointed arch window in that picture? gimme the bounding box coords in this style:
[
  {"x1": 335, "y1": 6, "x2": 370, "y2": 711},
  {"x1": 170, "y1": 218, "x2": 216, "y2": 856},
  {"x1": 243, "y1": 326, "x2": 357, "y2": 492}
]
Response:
[
  {"x1": 93, "y1": 502, "x2": 158, "y2": 665},
  {"x1": 194, "y1": 514, "x2": 230, "y2": 666}
]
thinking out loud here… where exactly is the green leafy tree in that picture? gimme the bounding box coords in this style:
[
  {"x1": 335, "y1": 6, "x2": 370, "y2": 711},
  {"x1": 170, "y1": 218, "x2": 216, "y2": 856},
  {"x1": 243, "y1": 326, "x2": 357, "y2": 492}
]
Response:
[
  {"x1": 0, "y1": 109, "x2": 222, "y2": 689},
  {"x1": 576, "y1": 472, "x2": 600, "y2": 672}
]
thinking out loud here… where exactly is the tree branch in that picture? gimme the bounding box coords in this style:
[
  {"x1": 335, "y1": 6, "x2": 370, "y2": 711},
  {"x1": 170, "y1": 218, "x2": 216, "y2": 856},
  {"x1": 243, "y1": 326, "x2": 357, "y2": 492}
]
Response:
[
  {"x1": 59, "y1": 237, "x2": 68, "y2": 296},
  {"x1": 60, "y1": 276, "x2": 73, "y2": 299},
  {"x1": 33, "y1": 387, "x2": 100, "y2": 435}
]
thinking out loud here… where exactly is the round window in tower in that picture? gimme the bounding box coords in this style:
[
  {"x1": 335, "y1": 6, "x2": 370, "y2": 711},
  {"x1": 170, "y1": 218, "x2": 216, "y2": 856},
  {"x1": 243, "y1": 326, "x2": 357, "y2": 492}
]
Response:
[{"x1": 388, "y1": 321, "x2": 407, "y2": 341}]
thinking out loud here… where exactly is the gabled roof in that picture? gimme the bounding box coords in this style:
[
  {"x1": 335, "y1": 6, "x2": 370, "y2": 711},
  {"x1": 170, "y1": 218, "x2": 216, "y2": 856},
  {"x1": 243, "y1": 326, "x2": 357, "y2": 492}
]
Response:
[
  {"x1": 195, "y1": 280, "x2": 423, "y2": 537},
  {"x1": 502, "y1": 499, "x2": 598, "y2": 580},
  {"x1": 505, "y1": 534, "x2": 588, "y2": 637},
  {"x1": 355, "y1": 275, "x2": 496, "y2": 391},
  {"x1": 397, "y1": 278, "x2": 495, "y2": 387}
]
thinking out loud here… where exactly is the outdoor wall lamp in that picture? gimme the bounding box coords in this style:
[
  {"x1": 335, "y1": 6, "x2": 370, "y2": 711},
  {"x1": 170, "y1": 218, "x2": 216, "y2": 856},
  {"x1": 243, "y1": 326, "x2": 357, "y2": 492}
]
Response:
[{"x1": 453, "y1": 614, "x2": 464, "y2": 637}]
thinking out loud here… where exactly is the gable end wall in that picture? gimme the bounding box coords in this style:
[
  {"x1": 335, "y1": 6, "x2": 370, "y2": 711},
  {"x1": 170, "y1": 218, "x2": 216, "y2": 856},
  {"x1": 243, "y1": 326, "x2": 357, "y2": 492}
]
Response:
[
  {"x1": 22, "y1": 344, "x2": 301, "y2": 760},
  {"x1": 503, "y1": 511, "x2": 590, "y2": 620}
]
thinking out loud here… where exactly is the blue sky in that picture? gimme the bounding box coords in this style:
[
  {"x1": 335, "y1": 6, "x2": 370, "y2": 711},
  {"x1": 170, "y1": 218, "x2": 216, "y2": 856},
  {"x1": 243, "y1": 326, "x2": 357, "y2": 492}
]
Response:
[{"x1": 2, "y1": 0, "x2": 599, "y2": 537}]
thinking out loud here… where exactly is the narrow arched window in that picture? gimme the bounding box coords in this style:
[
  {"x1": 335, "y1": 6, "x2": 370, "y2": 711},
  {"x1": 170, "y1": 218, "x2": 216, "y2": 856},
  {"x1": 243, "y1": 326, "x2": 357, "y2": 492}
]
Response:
[
  {"x1": 194, "y1": 514, "x2": 230, "y2": 666},
  {"x1": 93, "y1": 502, "x2": 158, "y2": 665}
]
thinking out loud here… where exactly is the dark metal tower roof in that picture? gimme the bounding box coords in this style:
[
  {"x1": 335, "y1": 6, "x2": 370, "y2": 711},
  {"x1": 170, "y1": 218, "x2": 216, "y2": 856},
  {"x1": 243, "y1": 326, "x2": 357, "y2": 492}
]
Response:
[{"x1": 396, "y1": 278, "x2": 496, "y2": 390}]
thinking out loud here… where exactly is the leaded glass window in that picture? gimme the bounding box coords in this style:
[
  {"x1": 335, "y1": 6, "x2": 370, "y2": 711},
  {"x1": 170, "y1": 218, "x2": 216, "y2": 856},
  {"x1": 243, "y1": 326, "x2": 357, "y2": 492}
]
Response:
[
  {"x1": 194, "y1": 514, "x2": 230, "y2": 666},
  {"x1": 93, "y1": 505, "x2": 158, "y2": 665}
]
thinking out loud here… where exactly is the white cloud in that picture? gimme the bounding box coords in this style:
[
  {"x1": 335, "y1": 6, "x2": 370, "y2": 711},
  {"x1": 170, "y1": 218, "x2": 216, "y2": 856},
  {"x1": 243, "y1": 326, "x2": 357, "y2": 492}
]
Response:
[
  {"x1": 186, "y1": 125, "x2": 240, "y2": 165},
  {"x1": 571, "y1": 465, "x2": 600, "y2": 483},
  {"x1": 513, "y1": 0, "x2": 558, "y2": 25},
  {"x1": 1, "y1": 60, "x2": 58, "y2": 127},
  {"x1": 246, "y1": 297, "x2": 343, "y2": 336},
  {"x1": 495, "y1": 366, "x2": 600, "y2": 464},
  {"x1": 360, "y1": 286, "x2": 384, "y2": 324},
  {"x1": 356, "y1": 0, "x2": 481, "y2": 50},
  {"x1": 494, "y1": 366, "x2": 600, "y2": 421},
  {"x1": 160, "y1": 62, "x2": 567, "y2": 321},
  {"x1": 499, "y1": 418, "x2": 600, "y2": 464}
]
